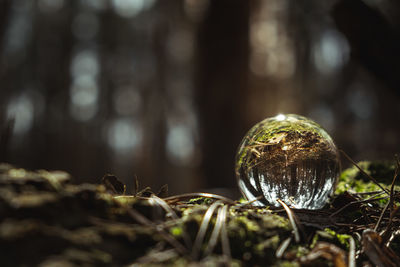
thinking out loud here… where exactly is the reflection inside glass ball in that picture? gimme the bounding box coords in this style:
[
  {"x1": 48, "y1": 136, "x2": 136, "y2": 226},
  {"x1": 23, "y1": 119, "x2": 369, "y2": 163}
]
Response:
[{"x1": 235, "y1": 114, "x2": 340, "y2": 210}]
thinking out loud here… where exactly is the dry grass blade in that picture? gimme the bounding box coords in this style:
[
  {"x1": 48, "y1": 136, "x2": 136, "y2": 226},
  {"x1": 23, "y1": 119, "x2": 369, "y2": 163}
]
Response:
[
  {"x1": 386, "y1": 229, "x2": 400, "y2": 247},
  {"x1": 277, "y1": 199, "x2": 301, "y2": 242},
  {"x1": 362, "y1": 229, "x2": 400, "y2": 267},
  {"x1": 301, "y1": 242, "x2": 347, "y2": 267},
  {"x1": 348, "y1": 236, "x2": 355, "y2": 267},
  {"x1": 340, "y1": 149, "x2": 390, "y2": 195},
  {"x1": 133, "y1": 175, "x2": 139, "y2": 196},
  {"x1": 356, "y1": 190, "x2": 385, "y2": 195},
  {"x1": 191, "y1": 201, "x2": 222, "y2": 259},
  {"x1": 164, "y1": 192, "x2": 235, "y2": 205},
  {"x1": 219, "y1": 205, "x2": 231, "y2": 261},
  {"x1": 133, "y1": 249, "x2": 178, "y2": 265},
  {"x1": 121, "y1": 200, "x2": 189, "y2": 255},
  {"x1": 276, "y1": 237, "x2": 292, "y2": 258},
  {"x1": 374, "y1": 162, "x2": 399, "y2": 232},
  {"x1": 330, "y1": 195, "x2": 388, "y2": 218},
  {"x1": 204, "y1": 204, "x2": 228, "y2": 256},
  {"x1": 150, "y1": 194, "x2": 193, "y2": 249},
  {"x1": 235, "y1": 195, "x2": 264, "y2": 208}
]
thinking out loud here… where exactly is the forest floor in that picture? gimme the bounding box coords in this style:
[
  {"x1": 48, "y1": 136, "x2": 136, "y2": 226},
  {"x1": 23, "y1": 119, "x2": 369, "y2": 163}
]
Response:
[{"x1": 0, "y1": 161, "x2": 399, "y2": 267}]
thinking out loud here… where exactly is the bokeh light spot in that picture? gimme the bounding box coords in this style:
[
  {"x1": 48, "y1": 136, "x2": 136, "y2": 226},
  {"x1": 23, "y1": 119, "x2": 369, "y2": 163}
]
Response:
[
  {"x1": 111, "y1": 0, "x2": 156, "y2": 18},
  {"x1": 313, "y1": 29, "x2": 349, "y2": 74},
  {"x1": 166, "y1": 124, "x2": 195, "y2": 165},
  {"x1": 70, "y1": 50, "x2": 99, "y2": 78},
  {"x1": 6, "y1": 94, "x2": 34, "y2": 135},
  {"x1": 107, "y1": 119, "x2": 142, "y2": 153}
]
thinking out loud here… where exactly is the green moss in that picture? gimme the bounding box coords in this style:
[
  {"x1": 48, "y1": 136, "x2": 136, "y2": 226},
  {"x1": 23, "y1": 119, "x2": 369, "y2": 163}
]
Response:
[
  {"x1": 235, "y1": 114, "x2": 333, "y2": 170},
  {"x1": 295, "y1": 246, "x2": 309, "y2": 258},
  {"x1": 273, "y1": 260, "x2": 300, "y2": 267},
  {"x1": 323, "y1": 228, "x2": 352, "y2": 249},
  {"x1": 255, "y1": 235, "x2": 280, "y2": 252},
  {"x1": 170, "y1": 226, "x2": 183, "y2": 237},
  {"x1": 187, "y1": 197, "x2": 215, "y2": 205},
  {"x1": 336, "y1": 161, "x2": 400, "y2": 206}
]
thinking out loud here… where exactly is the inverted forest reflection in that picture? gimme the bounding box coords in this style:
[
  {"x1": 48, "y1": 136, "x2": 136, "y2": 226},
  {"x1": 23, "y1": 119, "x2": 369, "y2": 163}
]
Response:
[{"x1": 1, "y1": 0, "x2": 400, "y2": 197}]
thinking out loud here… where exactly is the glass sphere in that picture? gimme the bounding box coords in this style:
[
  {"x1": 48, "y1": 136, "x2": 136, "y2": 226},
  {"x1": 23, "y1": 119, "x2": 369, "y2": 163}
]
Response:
[{"x1": 235, "y1": 114, "x2": 340, "y2": 210}]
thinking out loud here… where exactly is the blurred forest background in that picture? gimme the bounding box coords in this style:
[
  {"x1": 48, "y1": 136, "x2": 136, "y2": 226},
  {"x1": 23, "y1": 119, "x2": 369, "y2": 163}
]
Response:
[{"x1": 1, "y1": 0, "x2": 400, "y2": 197}]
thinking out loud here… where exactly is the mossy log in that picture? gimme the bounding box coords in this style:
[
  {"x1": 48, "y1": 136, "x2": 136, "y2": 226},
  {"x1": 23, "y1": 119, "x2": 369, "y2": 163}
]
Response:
[{"x1": 0, "y1": 162, "x2": 399, "y2": 266}]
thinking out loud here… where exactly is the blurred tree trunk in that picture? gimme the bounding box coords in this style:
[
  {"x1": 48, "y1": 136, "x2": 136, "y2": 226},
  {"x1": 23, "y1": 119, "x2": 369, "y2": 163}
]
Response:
[{"x1": 195, "y1": 0, "x2": 250, "y2": 189}]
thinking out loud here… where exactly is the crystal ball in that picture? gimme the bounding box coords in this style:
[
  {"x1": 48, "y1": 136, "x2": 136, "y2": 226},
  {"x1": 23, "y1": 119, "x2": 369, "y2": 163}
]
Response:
[{"x1": 235, "y1": 114, "x2": 340, "y2": 210}]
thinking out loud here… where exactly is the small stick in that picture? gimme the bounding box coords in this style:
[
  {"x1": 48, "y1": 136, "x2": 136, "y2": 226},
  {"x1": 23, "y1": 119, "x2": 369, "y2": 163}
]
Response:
[
  {"x1": 220, "y1": 205, "x2": 232, "y2": 261},
  {"x1": 374, "y1": 157, "x2": 399, "y2": 232},
  {"x1": 163, "y1": 192, "x2": 235, "y2": 205},
  {"x1": 191, "y1": 201, "x2": 222, "y2": 259},
  {"x1": 330, "y1": 196, "x2": 388, "y2": 218},
  {"x1": 204, "y1": 205, "x2": 229, "y2": 257},
  {"x1": 348, "y1": 236, "x2": 356, "y2": 267},
  {"x1": 124, "y1": 204, "x2": 189, "y2": 255},
  {"x1": 276, "y1": 237, "x2": 292, "y2": 258},
  {"x1": 150, "y1": 195, "x2": 193, "y2": 250},
  {"x1": 277, "y1": 199, "x2": 300, "y2": 242},
  {"x1": 340, "y1": 149, "x2": 390, "y2": 195}
]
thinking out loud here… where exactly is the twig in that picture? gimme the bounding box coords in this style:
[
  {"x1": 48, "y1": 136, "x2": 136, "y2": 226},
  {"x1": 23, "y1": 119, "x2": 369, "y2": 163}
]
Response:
[
  {"x1": 164, "y1": 192, "x2": 235, "y2": 205},
  {"x1": 234, "y1": 195, "x2": 264, "y2": 208},
  {"x1": 374, "y1": 162, "x2": 399, "y2": 231},
  {"x1": 348, "y1": 236, "x2": 356, "y2": 267},
  {"x1": 340, "y1": 149, "x2": 390, "y2": 195},
  {"x1": 191, "y1": 201, "x2": 222, "y2": 259},
  {"x1": 150, "y1": 194, "x2": 193, "y2": 249},
  {"x1": 220, "y1": 205, "x2": 231, "y2": 262},
  {"x1": 330, "y1": 196, "x2": 388, "y2": 218},
  {"x1": 276, "y1": 237, "x2": 292, "y2": 258},
  {"x1": 204, "y1": 205, "x2": 229, "y2": 257},
  {"x1": 124, "y1": 204, "x2": 189, "y2": 255},
  {"x1": 277, "y1": 199, "x2": 301, "y2": 242}
]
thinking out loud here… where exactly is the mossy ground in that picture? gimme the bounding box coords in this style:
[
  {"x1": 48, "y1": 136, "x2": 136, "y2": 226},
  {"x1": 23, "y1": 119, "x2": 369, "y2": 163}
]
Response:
[{"x1": 0, "y1": 161, "x2": 399, "y2": 266}]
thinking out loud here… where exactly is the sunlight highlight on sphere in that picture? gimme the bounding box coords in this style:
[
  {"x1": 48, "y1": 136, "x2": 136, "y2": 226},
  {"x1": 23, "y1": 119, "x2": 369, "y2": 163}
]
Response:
[
  {"x1": 236, "y1": 114, "x2": 340, "y2": 210},
  {"x1": 275, "y1": 114, "x2": 286, "y2": 121}
]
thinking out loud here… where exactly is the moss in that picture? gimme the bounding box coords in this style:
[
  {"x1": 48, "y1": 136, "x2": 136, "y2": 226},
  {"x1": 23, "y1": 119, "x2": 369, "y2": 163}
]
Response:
[
  {"x1": 2, "y1": 163, "x2": 399, "y2": 266},
  {"x1": 255, "y1": 235, "x2": 280, "y2": 252},
  {"x1": 295, "y1": 246, "x2": 309, "y2": 258},
  {"x1": 273, "y1": 260, "x2": 300, "y2": 267},
  {"x1": 235, "y1": 114, "x2": 334, "y2": 170},
  {"x1": 170, "y1": 226, "x2": 183, "y2": 237},
  {"x1": 323, "y1": 228, "x2": 352, "y2": 249},
  {"x1": 336, "y1": 161, "x2": 400, "y2": 206},
  {"x1": 186, "y1": 197, "x2": 215, "y2": 205},
  {"x1": 338, "y1": 161, "x2": 399, "y2": 186},
  {"x1": 234, "y1": 216, "x2": 260, "y2": 232}
]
